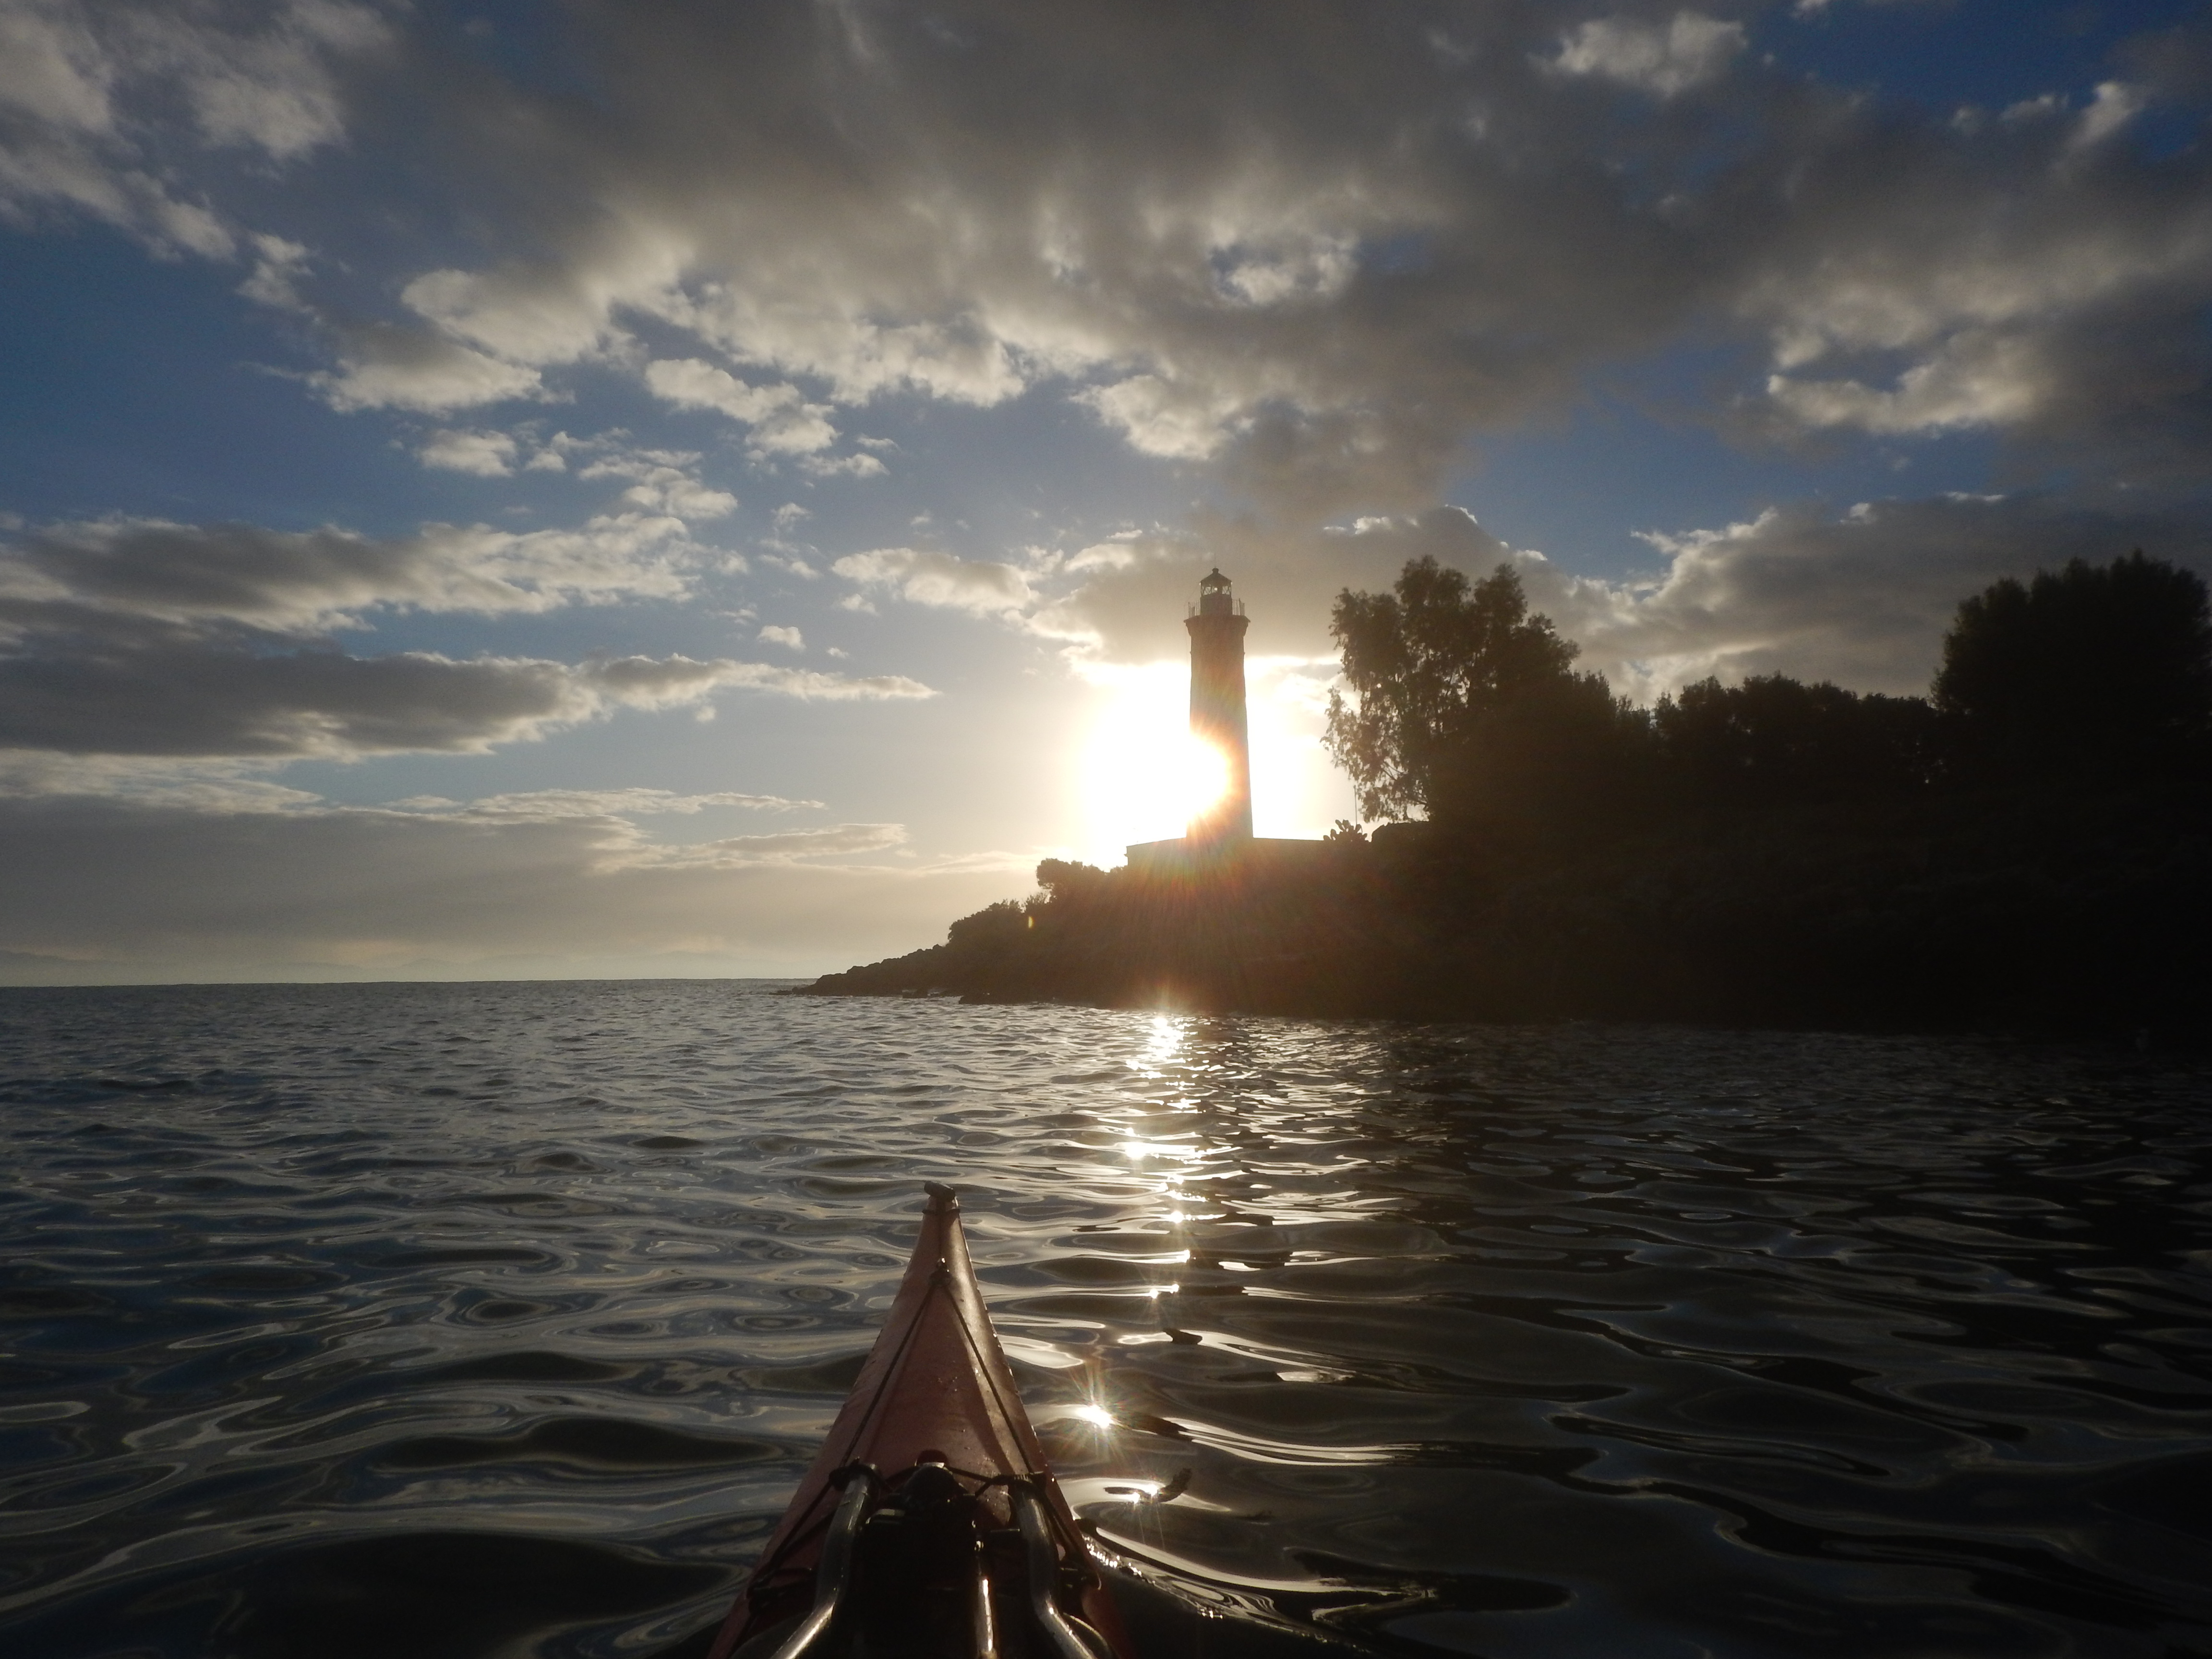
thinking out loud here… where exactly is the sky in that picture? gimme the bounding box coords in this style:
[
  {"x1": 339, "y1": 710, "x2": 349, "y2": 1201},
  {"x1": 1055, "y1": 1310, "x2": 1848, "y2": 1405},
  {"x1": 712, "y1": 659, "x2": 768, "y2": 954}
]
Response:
[{"x1": 1, "y1": 0, "x2": 2208, "y2": 983}]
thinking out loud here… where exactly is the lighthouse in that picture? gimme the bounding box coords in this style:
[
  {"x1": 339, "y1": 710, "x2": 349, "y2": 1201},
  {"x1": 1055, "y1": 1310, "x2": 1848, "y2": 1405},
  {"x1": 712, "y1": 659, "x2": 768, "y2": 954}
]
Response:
[
  {"x1": 1125, "y1": 567, "x2": 1321, "y2": 875},
  {"x1": 1186, "y1": 567, "x2": 1253, "y2": 842}
]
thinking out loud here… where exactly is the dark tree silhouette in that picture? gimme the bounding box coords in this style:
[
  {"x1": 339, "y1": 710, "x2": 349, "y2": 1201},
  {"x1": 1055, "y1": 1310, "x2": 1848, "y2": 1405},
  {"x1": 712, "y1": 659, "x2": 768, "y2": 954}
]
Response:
[
  {"x1": 946, "y1": 899, "x2": 1026, "y2": 950},
  {"x1": 1035, "y1": 859, "x2": 1107, "y2": 901},
  {"x1": 1324, "y1": 558, "x2": 1586, "y2": 820},
  {"x1": 1656, "y1": 675, "x2": 1938, "y2": 807},
  {"x1": 1423, "y1": 668, "x2": 1650, "y2": 846},
  {"x1": 1935, "y1": 552, "x2": 2212, "y2": 778}
]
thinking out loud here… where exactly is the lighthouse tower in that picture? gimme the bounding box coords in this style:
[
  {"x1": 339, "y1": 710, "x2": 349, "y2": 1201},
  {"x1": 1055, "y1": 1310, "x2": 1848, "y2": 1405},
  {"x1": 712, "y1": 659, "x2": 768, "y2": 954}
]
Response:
[{"x1": 1186, "y1": 567, "x2": 1253, "y2": 842}]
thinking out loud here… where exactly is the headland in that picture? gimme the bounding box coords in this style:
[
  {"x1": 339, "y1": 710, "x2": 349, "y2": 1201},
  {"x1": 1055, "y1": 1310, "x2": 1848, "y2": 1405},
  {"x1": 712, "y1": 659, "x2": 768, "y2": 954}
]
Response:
[{"x1": 802, "y1": 554, "x2": 2212, "y2": 1041}]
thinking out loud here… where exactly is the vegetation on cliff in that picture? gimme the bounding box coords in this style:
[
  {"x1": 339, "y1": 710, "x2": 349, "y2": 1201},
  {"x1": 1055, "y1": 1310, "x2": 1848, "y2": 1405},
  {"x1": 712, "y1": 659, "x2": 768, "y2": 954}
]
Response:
[{"x1": 805, "y1": 553, "x2": 2212, "y2": 1035}]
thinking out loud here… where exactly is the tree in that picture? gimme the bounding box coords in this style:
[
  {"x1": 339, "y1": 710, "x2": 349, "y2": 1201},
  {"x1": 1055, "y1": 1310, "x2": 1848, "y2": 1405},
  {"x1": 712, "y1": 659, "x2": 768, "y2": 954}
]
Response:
[
  {"x1": 946, "y1": 899, "x2": 1027, "y2": 950},
  {"x1": 1324, "y1": 558, "x2": 1584, "y2": 820},
  {"x1": 1421, "y1": 668, "x2": 1652, "y2": 846},
  {"x1": 1655, "y1": 675, "x2": 1938, "y2": 807},
  {"x1": 1934, "y1": 551, "x2": 2212, "y2": 779},
  {"x1": 1034, "y1": 858, "x2": 1106, "y2": 901}
]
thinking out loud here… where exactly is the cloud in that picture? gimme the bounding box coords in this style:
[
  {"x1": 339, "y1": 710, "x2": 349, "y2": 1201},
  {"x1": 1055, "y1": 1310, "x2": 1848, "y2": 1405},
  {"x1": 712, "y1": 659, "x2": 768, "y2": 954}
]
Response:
[
  {"x1": 0, "y1": 793, "x2": 1016, "y2": 978},
  {"x1": 575, "y1": 447, "x2": 737, "y2": 519},
  {"x1": 309, "y1": 322, "x2": 548, "y2": 413},
  {"x1": 0, "y1": 0, "x2": 389, "y2": 256},
  {"x1": 1046, "y1": 492, "x2": 2212, "y2": 705},
  {"x1": 1079, "y1": 377, "x2": 1248, "y2": 462},
  {"x1": 12, "y1": 1, "x2": 2212, "y2": 515},
  {"x1": 0, "y1": 513, "x2": 699, "y2": 630},
  {"x1": 832, "y1": 547, "x2": 1035, "y2": 616},
  {"x1": 757, "y1": 624, "x2": 804, "y2": 650},
  {"x1": 0, "y1": 514, "x2": 933, "y2": 760},
  {"x1": 797, "y1": 450, "x2": 888, "y2": 479},
  {"x1": 0, "y1": 646, "x2": 589, "y2": 759},
  {"x1": 149, "y1": 1, "x2": 388, "y2": 160},
  {"x1": 418, "y1": 428, "x2": 520, "y2": 476},
  {"x1": 1731, "y1": 74, "x2": 2212, "y2": 474},
  {"x1": 1764, "y1": 331, "x2": 2053, "y2": 435},
  {"x1": 1516, "y1": 492, "x2": 2212, "y2": 701},
  {"x1": 2071, "y1": 80, "x2": 2146, "y2": 151},
  {"x1": 1034, "y1": 509, "x2": 1510, "y2": 662},
  {"x1": 0, "y1": 641, "x2": 929, "y2": 761},
  {"x1": 634, "y1": 821, "x2": 908, "y2": 866},
  {"x1": 398, "y1": 788, "x2": 822, "y2": 818},
  {"x1": 583, "y1": 654, "x2": 932, "y2": 706},
  {"x1": 644, "y1": 358, "x2": 841, "y2": 456},
  {"x1": 0, "y1": 750, "x2": 327, "y2": 809},
  {"x1": 1546, "y1": 12, "x2": 1746, "y2": 99}
]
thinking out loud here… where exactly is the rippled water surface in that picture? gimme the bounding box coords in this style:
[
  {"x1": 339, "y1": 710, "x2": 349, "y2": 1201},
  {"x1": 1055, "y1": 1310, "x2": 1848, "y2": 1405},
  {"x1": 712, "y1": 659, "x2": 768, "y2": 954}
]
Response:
[{"x1": 2, "y1": 982, "x2": 2210, "y2": 1659}]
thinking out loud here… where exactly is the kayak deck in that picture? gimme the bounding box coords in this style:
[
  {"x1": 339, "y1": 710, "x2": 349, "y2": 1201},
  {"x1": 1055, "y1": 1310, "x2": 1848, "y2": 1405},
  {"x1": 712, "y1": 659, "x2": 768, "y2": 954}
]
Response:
[{"x1": 708, "y1": 1185, "x2": 1130, "y2": 1659}]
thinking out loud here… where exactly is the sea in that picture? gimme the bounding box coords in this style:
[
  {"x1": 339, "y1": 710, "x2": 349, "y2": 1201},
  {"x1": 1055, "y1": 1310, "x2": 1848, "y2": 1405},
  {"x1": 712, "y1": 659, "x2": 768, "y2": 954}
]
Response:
[{"x1": 1, "y1": 980, "x2": 2208, "y2": 1659}]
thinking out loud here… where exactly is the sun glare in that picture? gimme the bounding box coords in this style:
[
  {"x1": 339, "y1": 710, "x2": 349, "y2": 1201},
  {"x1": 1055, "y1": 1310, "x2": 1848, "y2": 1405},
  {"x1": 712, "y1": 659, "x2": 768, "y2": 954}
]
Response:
[
  {"x1": 1069, "y1": 657, "x2": 1358, "y2": 863},
  {"x1": 1179, "y1": 736, "x2": 1230, "y2": 819},
  {"x1": 1077, "y1": 663, "x2": 1226, "y2": 853}
]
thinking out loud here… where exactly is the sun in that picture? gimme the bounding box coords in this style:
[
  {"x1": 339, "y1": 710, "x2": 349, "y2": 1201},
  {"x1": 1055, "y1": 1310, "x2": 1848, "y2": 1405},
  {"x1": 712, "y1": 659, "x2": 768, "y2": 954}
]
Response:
[
  {"x1": 1075, "y1": 663, "x2": 1230, "y2": 854},
  {"x1": 1066, "y1": 655, "x2": 1358, "y2": 861}
]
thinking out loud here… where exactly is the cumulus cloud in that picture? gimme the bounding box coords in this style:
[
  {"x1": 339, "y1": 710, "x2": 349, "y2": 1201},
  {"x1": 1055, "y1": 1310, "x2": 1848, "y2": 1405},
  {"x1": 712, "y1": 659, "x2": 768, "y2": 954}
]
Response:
[
  {"x1": 576, "y1": 447, "x2": 737, "y2": 519},
  {"x1": 1519, "y1": 493, "x2": 2212, "y2": 701},
  {"x1": 418, "y1": 428, "x2": 520, "y2": 476},
  {"x1": 222, "y1": 4, "x2": 1695, "y2": 499},
  {"x1": 1732, "y1": 75, "x2": 2212, "y2": 472},
  {"x1": 832, "y1": 547, "x2": 1035, "y2": 616},
  {"x1": 0, "y1": 0, "x2": 389, "y2": 255},
  {"x1": 11, "y1": 1, "x2": 2212, "y2": 512},
  {"x1": 1547, "y1": 12, "x2": 1746, "y2": 99},
  {"x1": 308, "y1": 322, "x2": 548, "y2": 413},
  {"x1": 644, "y1": 358, "x2": 842, "y2": 456},
  {"x1": 757, "y1": 624, "x2": 804, "y2": 650},
  {"x1": 1764, "y1": 331, "x2": 2051, "y2": 435},
  {"x1": 1079, "y1": 377, "x2": 1249, "y2": 462},
  {"x1": 237, "y1": 0, "x2": 2201, "y2": 512}
]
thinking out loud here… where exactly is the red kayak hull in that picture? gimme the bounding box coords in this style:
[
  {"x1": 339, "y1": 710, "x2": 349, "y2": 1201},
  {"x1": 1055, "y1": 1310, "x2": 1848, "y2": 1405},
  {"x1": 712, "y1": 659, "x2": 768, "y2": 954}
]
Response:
[{"x1": 707, "y1": 1186, "x2": 1130, "y2": 1658}]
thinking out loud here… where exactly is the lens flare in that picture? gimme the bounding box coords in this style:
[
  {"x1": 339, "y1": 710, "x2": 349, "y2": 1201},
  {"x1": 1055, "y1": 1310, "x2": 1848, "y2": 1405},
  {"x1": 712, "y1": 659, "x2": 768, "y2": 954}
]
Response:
[
  {"x1": 1176, "y1": 734, "x2": 1230, "y2": 827},
  {"x1": 1076, "y1": 665, "x2": 1238, "y2": 853}
]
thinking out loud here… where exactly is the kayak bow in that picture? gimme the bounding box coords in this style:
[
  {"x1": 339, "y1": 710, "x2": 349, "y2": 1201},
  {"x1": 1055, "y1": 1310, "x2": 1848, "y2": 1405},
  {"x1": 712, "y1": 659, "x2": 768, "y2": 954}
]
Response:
[{"x1": 708, "y1": 1184, "x2": 1133, "y2": 1659}]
